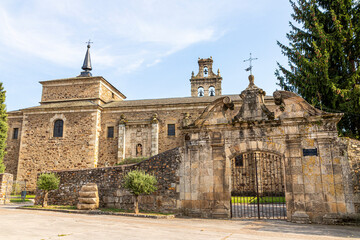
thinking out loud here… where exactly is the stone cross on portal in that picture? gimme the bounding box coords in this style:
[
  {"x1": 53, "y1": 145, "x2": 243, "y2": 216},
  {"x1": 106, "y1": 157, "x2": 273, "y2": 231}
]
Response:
[{"x1": 243, "y1": 53, "x2": 258, "y2": 75}]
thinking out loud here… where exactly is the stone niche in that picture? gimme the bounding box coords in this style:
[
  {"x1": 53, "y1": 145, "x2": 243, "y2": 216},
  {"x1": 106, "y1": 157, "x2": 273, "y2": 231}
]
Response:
[{"x1": 117, "y1": 114, "x2": 159, "y2": 162}]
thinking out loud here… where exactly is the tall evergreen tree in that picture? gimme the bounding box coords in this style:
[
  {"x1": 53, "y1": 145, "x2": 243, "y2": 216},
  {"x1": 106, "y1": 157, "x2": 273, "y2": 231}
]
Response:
[
  {"x1": 276, "y1": 0, "x2": 360, "y2": 139},
  {"x1": 0, "y1": 82, "x2": 7, "y2": 173}
]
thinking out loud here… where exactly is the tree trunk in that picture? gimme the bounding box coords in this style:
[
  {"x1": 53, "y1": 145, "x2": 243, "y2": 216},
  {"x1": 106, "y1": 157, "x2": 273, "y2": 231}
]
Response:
[
  {"x1": 134, "y1": 195, "x2": 139, "y2": 214},
  {"x1": 42, "y1": 191, "x2": 48, "y2": 207}
]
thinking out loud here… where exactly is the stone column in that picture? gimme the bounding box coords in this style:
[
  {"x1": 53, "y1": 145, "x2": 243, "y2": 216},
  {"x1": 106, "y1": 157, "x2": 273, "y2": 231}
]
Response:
[
  {"x1": 285, "y1": 138, "x2": 311, "y2": 223},
  {"x1": 151, "y1": 122, "x2": 159, "y2": 156},
  {"x1": 117, "y1": 123, "x2": 126, "y2": 162}
]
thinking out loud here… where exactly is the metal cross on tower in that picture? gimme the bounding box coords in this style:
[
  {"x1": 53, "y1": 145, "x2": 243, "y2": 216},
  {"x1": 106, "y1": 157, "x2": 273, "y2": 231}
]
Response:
[
  {"x1": 243, "y1": 53, "x2": 258, "y2": 75},
  {"x1": 86, "y1": 39, "x2": 93, "y2": 47}
]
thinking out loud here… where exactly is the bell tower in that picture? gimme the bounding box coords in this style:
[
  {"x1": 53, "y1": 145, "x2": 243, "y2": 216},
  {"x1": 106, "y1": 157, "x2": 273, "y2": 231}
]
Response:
[{"x1": 190, "y1": 57, "x2": 222, "y2": 97}]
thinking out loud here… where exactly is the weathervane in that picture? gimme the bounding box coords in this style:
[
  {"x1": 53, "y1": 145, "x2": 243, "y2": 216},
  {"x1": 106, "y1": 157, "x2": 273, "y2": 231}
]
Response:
[
  {"x1": 86, "y1": 39, "x2": 93, "y2": 48},
  {"x1": 243, "y1": 53, "x2": 258, "y2": 75}
]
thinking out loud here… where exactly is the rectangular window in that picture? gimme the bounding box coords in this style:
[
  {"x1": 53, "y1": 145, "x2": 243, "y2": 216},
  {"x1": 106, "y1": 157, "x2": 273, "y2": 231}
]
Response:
[
  {"x1": 12, "y1": 128, "x2": 19, "y2": 139},
  {"x1": 167, "y1": 124, "x2": 175, "y2": 136},
  {"x1": 107, "y1": 126, "x2": 114, "y2": 138}
]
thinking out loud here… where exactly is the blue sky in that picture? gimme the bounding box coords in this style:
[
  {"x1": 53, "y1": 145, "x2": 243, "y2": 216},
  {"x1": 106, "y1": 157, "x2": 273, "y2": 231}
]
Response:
[{"x1": 0, "y1": 0, "x2": 293, "y2": 111}]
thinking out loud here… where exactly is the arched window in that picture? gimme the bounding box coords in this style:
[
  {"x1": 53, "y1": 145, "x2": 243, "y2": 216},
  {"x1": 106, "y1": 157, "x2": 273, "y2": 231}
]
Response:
[
  {"x1": 198, "y1": 87, "x2": 204, "y2": 97},
  {"x1": 203, "y1": 66, "x2": 208, "y2": 77},
  {"x1": 53, "y1": 119, "x2": 64, "y2": 137},
  {"x1": 209, "y1": 86, "x2": 215, "y2": 96}
]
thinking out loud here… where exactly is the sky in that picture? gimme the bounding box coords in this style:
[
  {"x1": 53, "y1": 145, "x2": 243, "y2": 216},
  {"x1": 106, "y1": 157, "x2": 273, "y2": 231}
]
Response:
[{"x1": 0, "y1": 0, "x2": 294, "y2": 111}]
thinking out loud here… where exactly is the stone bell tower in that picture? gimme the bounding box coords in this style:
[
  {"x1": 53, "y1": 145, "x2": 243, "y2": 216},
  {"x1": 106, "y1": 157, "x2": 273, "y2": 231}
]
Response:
[{"x1": 190, "y1": 57, "x2": 222, "y2": 97}]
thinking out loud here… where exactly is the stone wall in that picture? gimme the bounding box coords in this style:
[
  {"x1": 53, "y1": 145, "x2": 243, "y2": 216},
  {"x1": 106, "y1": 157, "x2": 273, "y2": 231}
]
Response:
[
  {"x1": 344, "y1": 138, "x2": 360, "y2": 213},
  {"x1": 97, "y1": 107, "x2": 205, "y2": 167},
  {"x1": 35, "y1": 148, "x2": 183, "y2": 213},
  {"x1": 16, "y1": 109, "x2": 100, "y2": 190},
  {"x1": 41, "y1": 79, "x2": 100, "y2": 103},
  {"x1": 5, "y1": 114, "x2": 23, "y2": 177},
  {"x1": 0, "y1": 173, "x2": 13, "y2": 204},
  {"x1": 99, "y1": 81, "x2": 123, "y2": 103}
]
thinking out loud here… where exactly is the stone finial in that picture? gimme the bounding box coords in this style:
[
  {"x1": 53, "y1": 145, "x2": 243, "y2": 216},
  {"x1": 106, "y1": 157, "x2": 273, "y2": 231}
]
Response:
[
  {"x1": 151, "y1": 113, "x2": 158, "y2": 124},
  {"x1": 233, "y1": 75, "x2": 274, "y2": 122},
  {"x1": 77, "y1": 183, "x2": 99, "y2": 210},
  {"x1": 191, "y1": 71, "x2": 194, "y2": 78},
  {"x1": 217, "y1": 68, "x2": 221, "y2": 76},
  {"x1": 248, "y1": 75, "x2": 255, "y2": 87},
  {"x1": 119, "y1": 114, "x2": 127, "y2": 124}
]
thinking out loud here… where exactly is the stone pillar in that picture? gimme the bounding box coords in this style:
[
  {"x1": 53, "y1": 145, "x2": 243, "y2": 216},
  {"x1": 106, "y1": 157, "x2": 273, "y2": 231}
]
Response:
[
  {"x1": 0, "y1": 173, "x2": 13, "y2": 204},
  {"x1": 180, "y1": 131, "x2": 229, "y2": 218},
  {"x1": 317, "y1": 137, "x2": 350, "y2": 224},
  {"x1": 210, "y1": 140, "x2": 230, "y2": 218},
  {"x1": 151, "y1": 123, "x2": 159, "y2": 156},
  {"x1": 117, "y1": 123, "x2": 126, "y2": 162},
  {"x1": 285, "y1": 138, "x2": 311, "y2": 223}
]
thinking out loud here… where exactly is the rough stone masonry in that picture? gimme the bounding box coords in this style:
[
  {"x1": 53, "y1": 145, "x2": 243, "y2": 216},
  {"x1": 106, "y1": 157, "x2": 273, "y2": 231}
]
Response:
[{"x1": 38, "y1": 75, "x2": 360, "y2": 224}]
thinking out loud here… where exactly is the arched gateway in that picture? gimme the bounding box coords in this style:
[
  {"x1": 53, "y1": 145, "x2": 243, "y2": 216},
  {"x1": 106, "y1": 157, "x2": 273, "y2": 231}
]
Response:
[
  {"x1": 180, "y1": 74, "x2": 359, "y2": 223},
  {"x1": 230, "y1": 151, "x2": 286, "y2": 219}
]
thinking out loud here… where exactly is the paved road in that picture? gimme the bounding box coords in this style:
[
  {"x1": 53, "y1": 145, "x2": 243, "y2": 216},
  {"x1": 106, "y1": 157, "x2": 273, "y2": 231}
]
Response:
[
  {"x1": 232, "y1": 203, "x2": 287, "y2": 219},
  {"x1": 0, "y1": 204, "x2": 359, "y2": 240}
]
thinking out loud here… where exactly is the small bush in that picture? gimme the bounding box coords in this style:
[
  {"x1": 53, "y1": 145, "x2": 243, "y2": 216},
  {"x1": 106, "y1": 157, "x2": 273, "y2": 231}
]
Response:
[
  {"x1": 123, "y1": 170, "x2": 157, "y2": 214},
  {"x1": 37, "y1": 173, "x2": 60, "y2": 207}
]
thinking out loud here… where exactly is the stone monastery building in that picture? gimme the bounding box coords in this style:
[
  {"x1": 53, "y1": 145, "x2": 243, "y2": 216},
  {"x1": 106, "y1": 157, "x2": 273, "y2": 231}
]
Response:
[
  {"x1": 4, "y1": 44, "x2": 360, "y2": 223},
  {"x1": 4, "y1": 44, "x2": 232, "y2": 190}
]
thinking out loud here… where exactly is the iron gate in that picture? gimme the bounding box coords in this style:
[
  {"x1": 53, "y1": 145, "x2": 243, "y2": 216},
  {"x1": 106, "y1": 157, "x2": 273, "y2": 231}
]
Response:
[{"x1": 230, "y1": 151, "x2": 286, "y2": 219}]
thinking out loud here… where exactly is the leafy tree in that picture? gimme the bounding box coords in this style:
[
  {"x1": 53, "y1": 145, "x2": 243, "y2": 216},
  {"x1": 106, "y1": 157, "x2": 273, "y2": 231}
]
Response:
[
  {"x1": 0, "y1": 82, "x2": 7, "y2": 173},
  {"x1": 37, "y1": 173, "x2": 60, "y2": 207},
  {"x1": 276, "y1": 0, "x2": 360, "y2": 139},
  {"x1": 123, "y1": 170, "x2": 157, "y2": 214}
]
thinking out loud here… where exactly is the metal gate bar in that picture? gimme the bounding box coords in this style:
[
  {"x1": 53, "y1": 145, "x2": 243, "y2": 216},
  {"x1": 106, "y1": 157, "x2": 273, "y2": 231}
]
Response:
[{"x1": 231, "y1": 151, "x2": 286, "y2": 219}]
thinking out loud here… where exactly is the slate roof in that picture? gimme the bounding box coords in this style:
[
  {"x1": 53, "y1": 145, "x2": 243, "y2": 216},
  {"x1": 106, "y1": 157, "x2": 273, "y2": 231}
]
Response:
[
  {"x1": 103, "y1": 95, "x2": 243, "y2": 108},
  {"x1": 8, "y1": 94, "x2": 275, "y2": 113}
]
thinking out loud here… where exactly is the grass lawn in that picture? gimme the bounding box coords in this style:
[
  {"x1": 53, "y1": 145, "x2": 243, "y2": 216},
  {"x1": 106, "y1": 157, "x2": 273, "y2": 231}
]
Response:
[
  {"x1": 10, "y1": 194, "x2": 36, "y2": 203},
  {"x1": 100, "y1": 207, "x2": 173, "y2": 215},
  {"x1": 231, "y1": 196, "x2": 285, "y2": 204},
  {"x1": 25, "y1": 205, "x2": 77, "y2": 210},
  {"x1": 23, "y1": 205, "x2": 173, "y2": 216}
]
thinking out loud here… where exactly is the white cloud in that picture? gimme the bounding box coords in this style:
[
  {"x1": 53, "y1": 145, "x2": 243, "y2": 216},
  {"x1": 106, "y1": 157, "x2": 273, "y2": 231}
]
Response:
[{"x1": 0, "y1": 0, "x2": 249, "y2": 73}]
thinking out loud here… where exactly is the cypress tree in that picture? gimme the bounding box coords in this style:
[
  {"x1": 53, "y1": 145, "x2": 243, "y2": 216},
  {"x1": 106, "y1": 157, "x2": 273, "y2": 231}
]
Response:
[
  {"x1": 276, "y1": 0, "x2": 360, "y2": 139},
  {"x1": 0, "y1": 82, "x2": 7, "y2": 173}
]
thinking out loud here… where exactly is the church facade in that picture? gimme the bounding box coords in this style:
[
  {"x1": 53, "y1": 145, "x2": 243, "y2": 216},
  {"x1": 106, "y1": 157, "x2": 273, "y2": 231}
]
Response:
[{"x1": 4, "y1": 45, "x2": 239, "y2": 190}]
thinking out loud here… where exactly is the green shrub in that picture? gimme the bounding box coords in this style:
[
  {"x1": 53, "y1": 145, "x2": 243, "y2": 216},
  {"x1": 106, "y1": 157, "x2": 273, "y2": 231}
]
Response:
[
  {"x1": 37, "y1": 173, "x2": 60, "y2": 207},
  {"x1": 123, "y1": 170, "x2": 157, "y2": 214}
]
